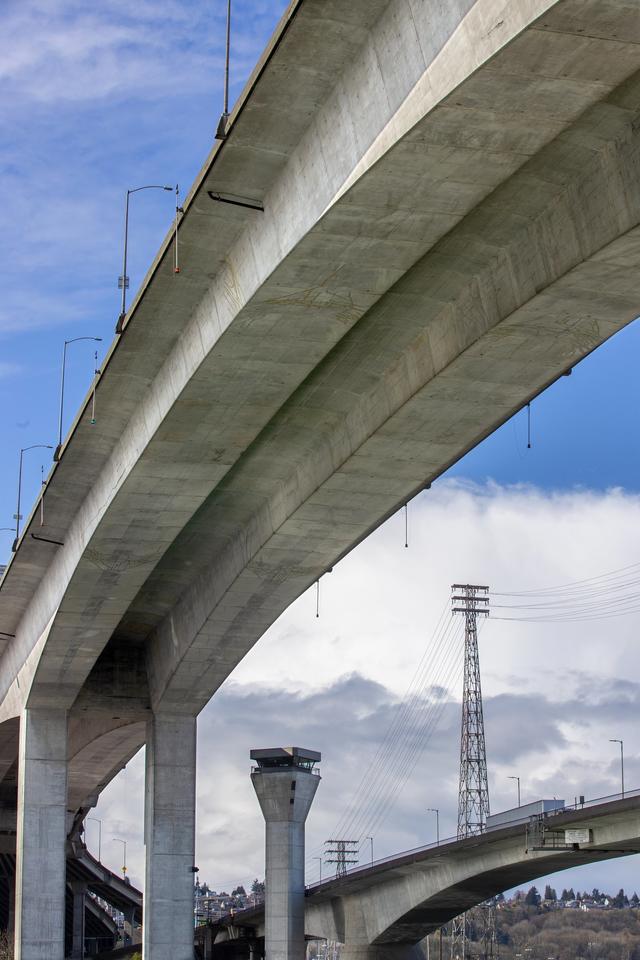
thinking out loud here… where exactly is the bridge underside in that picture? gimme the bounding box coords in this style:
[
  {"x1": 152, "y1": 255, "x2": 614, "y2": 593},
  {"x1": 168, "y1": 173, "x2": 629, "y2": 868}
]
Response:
[{"x1": 1, "y1": 0, "x2": 640, "y2": 956}]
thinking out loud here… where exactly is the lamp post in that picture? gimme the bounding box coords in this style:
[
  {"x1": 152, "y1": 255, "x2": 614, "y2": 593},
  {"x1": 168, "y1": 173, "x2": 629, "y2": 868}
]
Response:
[
  {"x1": 112, "y1": 837, "x2": 127, "y2": 880},
  {"x1": 508, "y1": 775, "x2": 521, "y2": 807},
  {"x1": 313, "y1": 856, "x2": 322, "y2": 882},
  {"x1": 87, "y1": 817, "x2": 102, "y2": 863},
  {"x1": 609, "y1": 739, "x2": 625, "y2": 798},
  {"x1": 427, "y1": 808, "x2": 439, "y2": 845},
  {"x1": 365, "y1": 836, "x2": 374, "y2": 865},
  {"x1": 216, "y1": 0, "x2": 232, "y2": 139},
  {"x1": 117, "y1": 184, "x2": 174, "y2": 332},
  {"x1": 13, "y1": 445, "x2": 53, "y2": 551},
  {"x1": 54, "y1": 337, "x2": 102, "y2": 460}
]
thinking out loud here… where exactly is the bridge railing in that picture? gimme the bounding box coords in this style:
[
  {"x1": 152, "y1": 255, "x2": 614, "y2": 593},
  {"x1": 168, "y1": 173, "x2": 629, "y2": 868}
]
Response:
[{"x1": 306, "y1": 786, "x2": 640, "y2": 888}]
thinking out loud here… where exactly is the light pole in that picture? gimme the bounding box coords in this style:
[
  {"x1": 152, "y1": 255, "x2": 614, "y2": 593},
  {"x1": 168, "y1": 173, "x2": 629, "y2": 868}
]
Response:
[
  {"x1": 112, "y1": 837, "x2": 127, "y2": 880},
  {"x1": 117, "y1": 184, "x2": 174, "y2": 332},
  {"x1": 87, "y1": 817, "x2": 102, "y2": 863},
  {"x1": 610, "y1": 739, "x2": 625, "y2": 798},
  {"x1": 508, "y1": 775, "x2": 521, "y2": 807},
  {"x1": 216, "y1": 0, "x2": 232, "y2": 139},
  {"x1": 427, "y1": 808, "x2": 439, "y2": 845},
  {"x1": 313, "y1": 856, "x2": 322, "y2": 882},
  {"x1": 365, "y1": 836, "x2": 374, "y2": 865},
  {"x1": 54, "y1": 336, "x2": 103, "y2": 460},
  {"x1": 13, "y1": 445, "x2": 53, "y2": 551}
]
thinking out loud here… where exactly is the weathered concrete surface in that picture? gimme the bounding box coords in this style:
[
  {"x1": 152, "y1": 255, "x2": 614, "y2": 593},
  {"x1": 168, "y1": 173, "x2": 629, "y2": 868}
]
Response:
[
  {"x1": 0, "y1": 0, "x2": 638, "y2": 892},
  {"x1": 216, "y1": 797, "x2": 640, "y2": 951},
  {"x1": 252, "y1": 761, "x2": 320, "y2": 960},
  {"x1": 14, "y1": 708, "x2": 67, "y2": 960},
  {"x1": 143, "y1": 714, "x2": 196, "y2": 960}
]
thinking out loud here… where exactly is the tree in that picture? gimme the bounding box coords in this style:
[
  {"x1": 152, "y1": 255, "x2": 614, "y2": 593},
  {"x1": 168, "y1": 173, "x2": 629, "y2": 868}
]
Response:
[
  {"x1": 561, "y1": 888, "x2": 575, "y2": 902},
  {"x1": 631, "y1": 892, "x2": 640, "y2": 907},
  {"x1": 544, "y1": 885, "x2": 557, "y2": 902},
  {"x1": 525, "y1": 886, "x2": 541, "y2": 907},
  {"x1": 613, "y1": 888, "x2": 629, "y2": 908},
  {"x1": 252, "y1": 879, "x2": 266, "y2": 896},
  {"x1": 232, "y1": 885, "x2": 247, "y2": 897}
]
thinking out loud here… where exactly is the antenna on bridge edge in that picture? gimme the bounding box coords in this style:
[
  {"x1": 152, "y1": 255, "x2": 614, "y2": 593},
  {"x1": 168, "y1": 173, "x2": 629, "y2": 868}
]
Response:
[{"x1": 451, "y1": 584, "x2": 491, "y2": 960}]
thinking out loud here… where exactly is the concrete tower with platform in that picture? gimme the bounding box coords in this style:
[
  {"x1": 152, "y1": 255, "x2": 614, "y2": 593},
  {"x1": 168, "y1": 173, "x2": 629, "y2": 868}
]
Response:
[{"x1": 251, "y1": 747, "x2": 321, "y2": 960}]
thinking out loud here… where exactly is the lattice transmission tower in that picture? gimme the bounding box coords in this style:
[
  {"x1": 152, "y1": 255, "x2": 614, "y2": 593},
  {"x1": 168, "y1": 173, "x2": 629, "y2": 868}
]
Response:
[
  {"x1": 451, "y1": 584, "x2": 490, "y2": 960},
  {"x1": 324, "y1": 839, "x2": 358, "y2": 878}
]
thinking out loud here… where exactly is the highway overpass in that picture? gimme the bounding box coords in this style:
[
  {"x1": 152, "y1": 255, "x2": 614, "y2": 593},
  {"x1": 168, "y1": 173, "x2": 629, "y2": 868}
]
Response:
[
  {"x1": 206, "y1": 796, "x2": 640, "y2": 960},
  {"x1": 1, "y1": 0, "x2": 640, "y2": 956}
]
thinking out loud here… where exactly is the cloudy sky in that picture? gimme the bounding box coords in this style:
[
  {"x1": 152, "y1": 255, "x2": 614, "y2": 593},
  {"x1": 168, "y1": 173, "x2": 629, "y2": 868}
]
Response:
[{"x1": 2, "y1": 0, "x2": 640, "y2": 908}]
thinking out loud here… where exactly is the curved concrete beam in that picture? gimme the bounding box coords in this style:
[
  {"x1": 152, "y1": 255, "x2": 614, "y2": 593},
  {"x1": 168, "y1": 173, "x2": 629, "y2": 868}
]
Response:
[{"x1": 145, "y1": 73, "x2": 640, "y2": 712}]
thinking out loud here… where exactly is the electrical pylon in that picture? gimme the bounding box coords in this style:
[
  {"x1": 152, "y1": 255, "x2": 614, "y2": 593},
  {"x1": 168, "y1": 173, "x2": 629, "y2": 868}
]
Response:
[
  {"x1": 451, "y1": 584, "x2": 490, "y2": 960},
  {"x1": 324, "y1": 839, "x2": 358, "y2": 878}
]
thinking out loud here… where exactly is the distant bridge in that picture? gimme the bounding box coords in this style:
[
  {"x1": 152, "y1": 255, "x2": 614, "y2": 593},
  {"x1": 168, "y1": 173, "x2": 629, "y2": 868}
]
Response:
[{"x1": 206, "y1": 795, "x2": 640, "y2": 960}]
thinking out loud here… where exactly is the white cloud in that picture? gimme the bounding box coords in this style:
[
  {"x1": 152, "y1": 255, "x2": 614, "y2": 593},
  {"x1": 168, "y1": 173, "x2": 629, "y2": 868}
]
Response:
[
  {"x1": 0, "y1": 0, "x2": 283, "y2": 107},
  {"x1": 93, "y1": 482, "x2": 640, "y2": 904}
]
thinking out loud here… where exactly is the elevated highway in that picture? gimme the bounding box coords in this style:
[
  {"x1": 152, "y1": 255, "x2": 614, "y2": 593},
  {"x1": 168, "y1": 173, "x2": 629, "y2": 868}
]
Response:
[
  {"x1": 208, "y1": 796, "x2": 640, "y2": 960},
  {"x1": 1, "y1": 0, "x2": 640, "y2": 956}
]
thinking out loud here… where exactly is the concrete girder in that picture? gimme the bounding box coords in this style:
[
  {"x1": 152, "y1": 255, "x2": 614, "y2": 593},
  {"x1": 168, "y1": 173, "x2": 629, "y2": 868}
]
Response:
[
  {"x1": 0, "y1": 0, "x2": 622, "y2": 718},
  {"x1": 145, "y1": 74, "x2": 640, "y2": 712}
]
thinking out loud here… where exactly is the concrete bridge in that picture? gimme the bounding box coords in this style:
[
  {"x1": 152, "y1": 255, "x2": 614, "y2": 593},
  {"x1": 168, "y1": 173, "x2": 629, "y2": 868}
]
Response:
[
  {"x1": 1, "y1": 0, "x2": 640, "y2": 956},
  {"x1": 206, "y1": 796, "x2": 640, "y2": 960}
]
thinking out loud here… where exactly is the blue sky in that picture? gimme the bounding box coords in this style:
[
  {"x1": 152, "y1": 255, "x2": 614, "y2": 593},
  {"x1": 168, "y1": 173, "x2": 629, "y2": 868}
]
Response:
[
  {"x1": 2, "y1": 0, "x2": 640, "y2": 896},
  {"x1": 1, "y1": 0, "x2": 639, "y2": 558}
]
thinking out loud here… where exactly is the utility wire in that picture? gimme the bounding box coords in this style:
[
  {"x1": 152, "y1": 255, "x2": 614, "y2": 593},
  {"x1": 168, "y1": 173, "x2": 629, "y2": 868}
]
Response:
[{"x1": 308, "y1": 605, "x2": 464, "y2": 865}]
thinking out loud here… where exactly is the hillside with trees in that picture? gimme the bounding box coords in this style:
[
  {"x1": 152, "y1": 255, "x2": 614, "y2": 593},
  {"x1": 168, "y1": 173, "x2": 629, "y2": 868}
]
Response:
[{"x1": 453, "y1": 887, "x2": 640, "y2": 960}]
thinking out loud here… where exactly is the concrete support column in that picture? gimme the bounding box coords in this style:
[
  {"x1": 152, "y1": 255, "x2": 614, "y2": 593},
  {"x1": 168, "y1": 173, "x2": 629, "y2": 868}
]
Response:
[
  {"x1": 251, "y1": 748, "x2": 321, "y2": 960},
  {"x1": 143, "y1": 713, "x2": 196, "y2": 960},
  {"x1": 14, "y1": 707, "x2": 68, "y2": 960},
  {"x1": 70, "y1": 881, "x2": 87, "y2": 959}
]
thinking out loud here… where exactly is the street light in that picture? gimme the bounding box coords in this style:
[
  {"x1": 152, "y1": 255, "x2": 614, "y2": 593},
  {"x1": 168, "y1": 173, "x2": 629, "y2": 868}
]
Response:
[
  {"x1": 365, "y1": 836, "x2": 374, "y2": 865},
  {"x1": 313, "y1": 856, "x2": 322, "y2": 882},
  {"x1": 427, "y1": 808, "x2": 439, "y2": 845},
  {"x1": 508, "y1": 776, "x2": 521, "y2": 807},
  {"x1": 112, "y1": 837, "x2": 127, "y2": 880},
  {"x1": 13, "y1": 445, "x2": 53, "y2": 551},
  {"x1": 87, "y1": 817, "x2": 102, "y2": 863},
  {"x1": 117, "y1": 184, "x2": 174, "y2": 332},
  {"x1": 216, "y1": 0, "x2": 232, "y2": 139},
  {"x1": 54, "y1": 337, "x2": 103, "y2": 461},
  {"x1": 610, "y1": 739, "x2": 625, "y2": 798}
]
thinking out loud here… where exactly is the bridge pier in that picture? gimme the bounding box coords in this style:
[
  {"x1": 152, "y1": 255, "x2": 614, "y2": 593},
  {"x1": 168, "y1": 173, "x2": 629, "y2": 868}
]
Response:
[
  {"x1": 251, "y1": 747, "x2": 321, "y2": 960},
  {"x1": 70, "y1": 881, "x2": 87, "y2": 959},
  {"x1": 143, "y1": 713, "x2": 196, "y2": 960},
  {"x1": 14, "y1": 707, "x2": 68, "y2": 960}
]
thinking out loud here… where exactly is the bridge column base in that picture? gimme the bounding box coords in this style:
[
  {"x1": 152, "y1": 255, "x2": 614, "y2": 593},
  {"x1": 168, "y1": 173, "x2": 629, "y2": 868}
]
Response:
[
  {"x1": 143, "y1": 713, "x2": 196, "y2": 960},
  {"x1": 14, "y1": 707, "x2": 68, "y2": 960},
  {"x1": 70, "y1": 881, "x2": 87, "y2": 958},
  {"x1": 341, "y1": 945, "x2": 425, "y2": 960}
]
